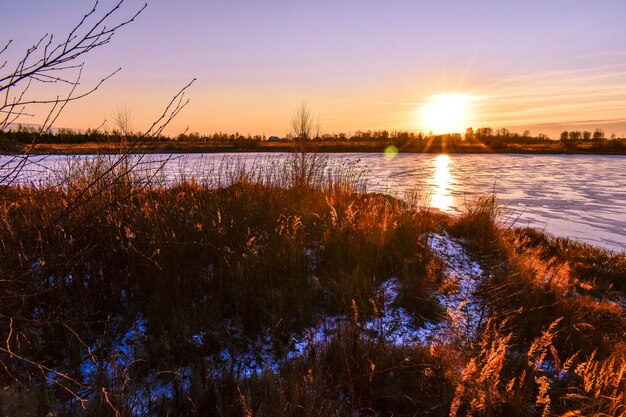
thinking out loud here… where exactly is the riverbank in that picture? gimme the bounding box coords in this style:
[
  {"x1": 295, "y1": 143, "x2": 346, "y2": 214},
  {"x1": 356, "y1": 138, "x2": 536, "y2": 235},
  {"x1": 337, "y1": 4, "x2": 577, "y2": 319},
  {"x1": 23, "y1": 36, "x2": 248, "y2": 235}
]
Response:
[
  {"x1": 3, "y1": 138, "x2": 626, "y2": 155},
  {"x1": 1, "y1": 155, "x2": 624, "y2": 416},
  {"x1": 4, "y1": 152, "x2": 625, "y2": 251}
]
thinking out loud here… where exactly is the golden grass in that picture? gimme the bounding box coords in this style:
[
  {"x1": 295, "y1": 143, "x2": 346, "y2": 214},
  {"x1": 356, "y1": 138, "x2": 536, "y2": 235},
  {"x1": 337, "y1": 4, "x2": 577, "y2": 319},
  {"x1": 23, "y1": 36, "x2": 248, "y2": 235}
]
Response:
[{"x1": 0, "y1": 156, "x2": 624, "y2": 416}]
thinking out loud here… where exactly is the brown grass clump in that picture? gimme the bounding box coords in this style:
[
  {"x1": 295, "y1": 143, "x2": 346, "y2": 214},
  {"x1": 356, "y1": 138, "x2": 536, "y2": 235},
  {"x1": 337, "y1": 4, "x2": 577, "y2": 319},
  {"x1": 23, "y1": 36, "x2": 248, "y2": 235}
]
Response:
[
  {"x1": 449, "y1": 320, "x2": 513, "y2": 417},
  {"x1": 448, "y1": 194, "x2": 508, "y2": 256},
  {"x1": 562, "y1": 344, "x2": 626, "y2": 417}
]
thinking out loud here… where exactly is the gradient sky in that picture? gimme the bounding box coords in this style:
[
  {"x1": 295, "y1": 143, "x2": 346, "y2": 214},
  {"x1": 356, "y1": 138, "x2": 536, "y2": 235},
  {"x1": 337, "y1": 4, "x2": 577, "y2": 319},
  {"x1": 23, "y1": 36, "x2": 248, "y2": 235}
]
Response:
[{"x1": 4, "y1": 0, "x2": 626, "y2": 137}]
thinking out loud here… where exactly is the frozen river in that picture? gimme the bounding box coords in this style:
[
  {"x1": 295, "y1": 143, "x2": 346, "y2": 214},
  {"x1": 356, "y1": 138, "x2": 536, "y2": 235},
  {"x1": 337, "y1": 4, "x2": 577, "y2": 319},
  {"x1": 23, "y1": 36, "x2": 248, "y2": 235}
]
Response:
[
  {"x1": 2, "y1": 152, "x2": 625, "y2": 251},
  {"x1": 360, "y1": 153, "x2": 626, "y2": 252}
]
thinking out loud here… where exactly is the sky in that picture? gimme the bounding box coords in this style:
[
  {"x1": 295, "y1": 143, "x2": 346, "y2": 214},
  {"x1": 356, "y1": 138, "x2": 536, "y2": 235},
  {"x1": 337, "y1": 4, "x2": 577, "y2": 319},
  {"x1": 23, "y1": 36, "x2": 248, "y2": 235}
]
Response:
[{"x1": 3, "y1": 0, "x2": 626, "y2": 138}]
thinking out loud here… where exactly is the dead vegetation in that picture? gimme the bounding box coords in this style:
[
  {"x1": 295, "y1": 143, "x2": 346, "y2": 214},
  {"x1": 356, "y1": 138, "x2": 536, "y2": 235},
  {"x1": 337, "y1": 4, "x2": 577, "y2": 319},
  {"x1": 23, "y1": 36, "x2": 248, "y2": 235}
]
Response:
[{"x1": 0, "y1": 155, "x2": 624, "y2": 416}]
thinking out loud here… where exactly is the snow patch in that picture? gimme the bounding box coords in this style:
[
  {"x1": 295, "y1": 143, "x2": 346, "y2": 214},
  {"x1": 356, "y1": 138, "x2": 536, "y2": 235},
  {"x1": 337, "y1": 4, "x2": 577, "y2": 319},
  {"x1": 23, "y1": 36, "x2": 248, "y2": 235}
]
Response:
[
  {"x1": 78, "y1": 315, "x2": 193, "y2": 413},
  {"x1": 362, "y1": 277, "x2": 424, "y2": 346},
  {"x1": 216, "y1": 333, "x2": 278, "y2": 378},
  {"x1": 202, "y1": 233, "x2": 489, "y2": 377},
  {"x1": 207, "y1": 277, "x2": 425, "y2": 378},
  {"x1": 417, "y1": 233, "x2": 486, "y2": 344}
]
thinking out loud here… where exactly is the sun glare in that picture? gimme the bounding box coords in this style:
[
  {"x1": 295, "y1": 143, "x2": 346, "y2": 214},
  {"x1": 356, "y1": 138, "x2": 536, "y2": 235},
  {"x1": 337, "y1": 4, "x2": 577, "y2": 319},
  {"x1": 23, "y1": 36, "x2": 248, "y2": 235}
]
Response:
[
  {"x1": 430, "y1": 154, "x2": 452, "y2": 212},
  {"x1": 420, "y1": 93, "x2": 473, "y2": 134}
]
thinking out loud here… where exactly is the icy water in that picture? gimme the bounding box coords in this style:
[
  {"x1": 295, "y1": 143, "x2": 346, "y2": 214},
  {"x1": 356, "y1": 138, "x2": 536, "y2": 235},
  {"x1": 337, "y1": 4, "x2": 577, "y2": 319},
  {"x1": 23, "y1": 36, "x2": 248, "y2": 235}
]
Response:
[
  {"x1": 360, "y1": 153, "x2": 626, "y2": 252},
  {"x1": 2, "y1": 152, "x2": 625, "y2": 251}
]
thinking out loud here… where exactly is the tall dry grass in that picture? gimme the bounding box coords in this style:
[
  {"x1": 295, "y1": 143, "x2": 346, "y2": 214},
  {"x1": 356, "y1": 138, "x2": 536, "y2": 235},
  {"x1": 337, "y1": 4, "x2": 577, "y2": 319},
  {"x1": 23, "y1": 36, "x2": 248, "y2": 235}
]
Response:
[
  {"x1": 0, "y1": 155, "x2": 624, "y2": 416},
  {"x1": 0, "y1": 154, "x2": 441, "y2": 415}
]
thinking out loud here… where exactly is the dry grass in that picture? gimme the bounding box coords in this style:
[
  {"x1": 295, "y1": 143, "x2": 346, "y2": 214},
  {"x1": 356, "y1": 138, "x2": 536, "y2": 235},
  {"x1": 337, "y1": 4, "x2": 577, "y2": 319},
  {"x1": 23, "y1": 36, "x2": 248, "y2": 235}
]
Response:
[{"x1": 0, "y1": 156, "x2": 624, "y2": 416}]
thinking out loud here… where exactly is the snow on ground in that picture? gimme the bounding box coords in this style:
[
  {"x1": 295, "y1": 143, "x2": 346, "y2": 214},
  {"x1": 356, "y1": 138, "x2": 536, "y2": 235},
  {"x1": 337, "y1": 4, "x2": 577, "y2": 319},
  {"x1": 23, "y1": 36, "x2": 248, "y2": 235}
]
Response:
[
  {"x1": 362, "y1": 277, "x2": 425, "y2": 346},
  {"x1": 418, "y1": 233, "x2": 486, "y2": 345},
  {"x1": 74, "y1": 233, "x2": 487, "y2": 385},
  {"x1": 287, "y1": 315, "x2": 350, "y2": 359},
  {"x1": 79, "y1": 315, "x2": 148, "y2": 386},
  {"x1": 204, "y1": 232, "x2": 487, "y2": 377},
  {"x1": 216, "y1": 333, "x2": 278, "y2": 378},
  {"x1": 78, "y1": 315, "x2": 192, "y2": 412}
]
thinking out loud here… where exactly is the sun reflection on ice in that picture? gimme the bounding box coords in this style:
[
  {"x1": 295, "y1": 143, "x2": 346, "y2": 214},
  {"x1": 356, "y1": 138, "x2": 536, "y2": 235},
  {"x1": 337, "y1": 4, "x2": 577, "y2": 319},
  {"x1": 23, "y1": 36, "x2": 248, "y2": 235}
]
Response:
[{"x1": 430, "y1": 154, "x2": 452, "y2": 212}]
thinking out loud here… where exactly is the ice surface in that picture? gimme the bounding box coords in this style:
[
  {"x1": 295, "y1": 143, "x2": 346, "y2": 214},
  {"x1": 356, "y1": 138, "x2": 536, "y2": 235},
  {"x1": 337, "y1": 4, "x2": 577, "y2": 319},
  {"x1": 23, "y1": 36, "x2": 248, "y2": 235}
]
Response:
[{"x1": 5, "y1": 153, "x2": 626, "y2": 250}]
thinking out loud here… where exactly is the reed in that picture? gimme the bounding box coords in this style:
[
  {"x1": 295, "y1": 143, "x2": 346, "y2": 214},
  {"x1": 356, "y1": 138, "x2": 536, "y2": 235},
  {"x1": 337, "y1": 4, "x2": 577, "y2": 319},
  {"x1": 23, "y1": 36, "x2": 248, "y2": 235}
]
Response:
[{"x1": 0, "y1": 154, "x2": 624, "y2": 416}]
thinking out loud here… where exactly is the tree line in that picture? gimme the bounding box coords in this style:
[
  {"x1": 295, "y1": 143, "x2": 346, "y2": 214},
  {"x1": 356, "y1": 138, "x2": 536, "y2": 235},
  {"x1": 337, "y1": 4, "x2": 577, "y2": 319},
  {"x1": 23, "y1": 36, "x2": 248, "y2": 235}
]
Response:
[
  {"x1": 559, "y1": 128, "x2": 609, "y2": 141},
  {"x1": 1, "y1": 124, "x2": 624, "y2": 151}
]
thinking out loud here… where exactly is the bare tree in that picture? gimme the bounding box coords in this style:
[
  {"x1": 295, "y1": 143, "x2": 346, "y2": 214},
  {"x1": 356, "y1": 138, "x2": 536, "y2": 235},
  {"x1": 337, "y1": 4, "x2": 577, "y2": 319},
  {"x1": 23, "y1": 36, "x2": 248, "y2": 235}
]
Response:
[
  {"x1": 288, "y1": 102, "x2": 326, "y2": 188},
  {"x1": 593, "y1": 128, "x2": 605, "y2": 141},
  {"x1": 290, "y1": 101, "x2": 313, "y2": 141},
  {"x1": 111, "y1": 103, "x2": 133, "y2": 137},
  {"x1": 314, "y1": 114, "x2": 323, "y2": 140}
]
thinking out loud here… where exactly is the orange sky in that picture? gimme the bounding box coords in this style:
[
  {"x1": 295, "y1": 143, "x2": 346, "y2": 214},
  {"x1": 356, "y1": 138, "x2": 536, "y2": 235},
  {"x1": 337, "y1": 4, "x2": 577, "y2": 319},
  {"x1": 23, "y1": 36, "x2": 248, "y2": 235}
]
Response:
[{"x1": 4, "y1": 1, "x2": 626, "y2": 138}]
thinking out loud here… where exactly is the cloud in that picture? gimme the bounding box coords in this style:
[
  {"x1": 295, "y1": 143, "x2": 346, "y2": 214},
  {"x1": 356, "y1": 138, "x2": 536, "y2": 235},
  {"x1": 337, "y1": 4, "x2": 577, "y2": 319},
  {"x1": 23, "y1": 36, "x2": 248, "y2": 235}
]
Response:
[{"x1": 468, "y1": 64, "x2": 626, "y2": 132}]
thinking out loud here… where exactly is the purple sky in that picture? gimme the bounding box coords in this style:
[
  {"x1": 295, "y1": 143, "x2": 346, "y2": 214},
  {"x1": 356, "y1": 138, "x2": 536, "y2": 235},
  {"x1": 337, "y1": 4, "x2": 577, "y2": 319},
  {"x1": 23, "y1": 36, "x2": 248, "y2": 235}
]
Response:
[{"x1": 4, "y1": 0, "x2": 626, "y2": 137}]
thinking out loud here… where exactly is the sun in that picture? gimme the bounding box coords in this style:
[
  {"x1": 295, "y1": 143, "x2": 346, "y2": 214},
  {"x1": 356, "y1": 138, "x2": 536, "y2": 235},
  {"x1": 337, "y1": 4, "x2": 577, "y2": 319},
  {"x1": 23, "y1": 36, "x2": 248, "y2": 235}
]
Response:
[{"x1": 420, "y1": 93, "x2": 473, "y2": 134}]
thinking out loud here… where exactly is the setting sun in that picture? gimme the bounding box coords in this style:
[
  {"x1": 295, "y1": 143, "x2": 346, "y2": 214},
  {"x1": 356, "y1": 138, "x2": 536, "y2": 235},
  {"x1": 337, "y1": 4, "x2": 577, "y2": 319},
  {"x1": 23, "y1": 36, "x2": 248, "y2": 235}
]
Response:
[{"x1": 420, "y1": 93, "x2": 473, "y2": 134}]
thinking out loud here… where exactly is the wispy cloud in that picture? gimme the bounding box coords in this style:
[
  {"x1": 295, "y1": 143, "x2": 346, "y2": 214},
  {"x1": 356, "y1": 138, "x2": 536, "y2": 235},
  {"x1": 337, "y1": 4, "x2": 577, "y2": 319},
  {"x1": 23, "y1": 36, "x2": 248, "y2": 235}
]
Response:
[
  {"x1": 467, "y1": 64, "x2": 626, "y2": 133},
  {"x1": 362, "y1": 100, "x2": 423, "y2": 106}
]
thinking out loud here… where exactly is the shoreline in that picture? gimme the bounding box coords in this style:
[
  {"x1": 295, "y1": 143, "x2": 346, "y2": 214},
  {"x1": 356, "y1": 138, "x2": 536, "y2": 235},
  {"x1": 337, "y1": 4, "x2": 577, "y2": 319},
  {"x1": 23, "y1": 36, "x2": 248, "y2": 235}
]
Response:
[{"x1": 3, "y1": 141, "x2": 626, "y2": 156}]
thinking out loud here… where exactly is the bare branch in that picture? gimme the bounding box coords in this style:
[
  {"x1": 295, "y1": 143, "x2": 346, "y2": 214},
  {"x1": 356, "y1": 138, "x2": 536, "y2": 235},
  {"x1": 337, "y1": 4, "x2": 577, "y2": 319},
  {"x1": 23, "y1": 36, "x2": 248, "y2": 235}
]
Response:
[
  {"x1": 42, "y1": 79, "x2": 196, "y2": 230},
  {"x1": 0, "y1": 0, "x2": 146, "y2": 132},
  {"x1": 0, "y1": 40, "x2": 11, "y2": 57},
  {"x1": 45, "y1": 67, "x2": 117, "y2": 107},
  {"x1": 92, "y1": 117, "x2": 107, "y2": 133},
  {"x1": 0, "y1": 0, "x2": 145, "y2": 209},
  {"x1": 144, "y1": 78, "x2": 196, "y2": 138}
]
